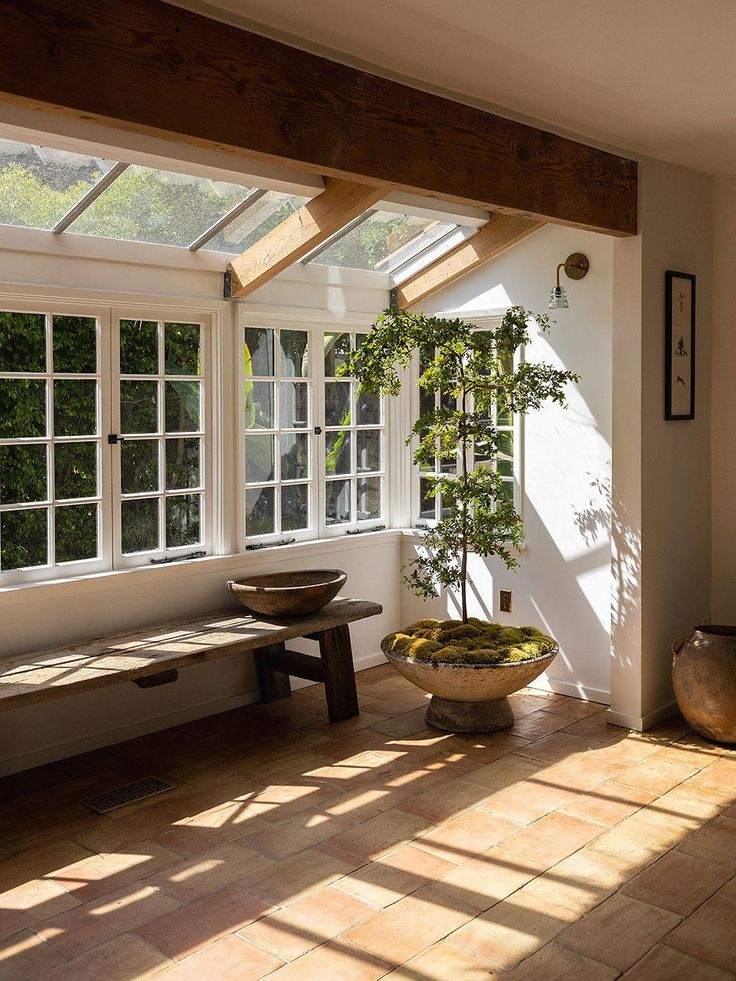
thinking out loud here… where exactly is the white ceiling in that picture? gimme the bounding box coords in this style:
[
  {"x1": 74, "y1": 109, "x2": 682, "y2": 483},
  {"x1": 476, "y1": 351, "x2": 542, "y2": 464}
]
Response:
[{"x1": 173, "y1": 0, "x2": 736, "y2": 177}]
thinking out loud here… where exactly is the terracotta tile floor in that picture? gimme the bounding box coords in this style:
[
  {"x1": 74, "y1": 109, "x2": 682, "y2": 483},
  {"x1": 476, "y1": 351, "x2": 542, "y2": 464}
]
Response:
[{"x1": 1, "y1": 664, "x2": 736, "y2": 980}]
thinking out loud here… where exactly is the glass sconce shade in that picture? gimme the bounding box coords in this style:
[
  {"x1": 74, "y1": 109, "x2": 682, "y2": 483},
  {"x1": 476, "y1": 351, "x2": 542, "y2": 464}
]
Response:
[{"x1": 549, "y1": 285, "x2": 569, "y2": 309}]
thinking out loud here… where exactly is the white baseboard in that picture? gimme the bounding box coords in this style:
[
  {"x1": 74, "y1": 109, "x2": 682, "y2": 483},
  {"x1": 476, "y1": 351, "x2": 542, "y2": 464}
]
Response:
[
  {"x1": 606, "y1": 700, "x2": 679, "y2": 732},
  {"x1": 0, "y1": 649, "x2": 390, "y2": 778},
  {"x1": 353, "y1": 650, "x2": 390, "y2": 672},
  {"x1": 527, "y1": 676, "x2": 611, "y2": 705}
]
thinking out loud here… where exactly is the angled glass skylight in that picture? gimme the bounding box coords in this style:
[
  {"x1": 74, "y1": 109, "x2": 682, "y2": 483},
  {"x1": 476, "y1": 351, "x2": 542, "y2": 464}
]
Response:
[
  {"x1": 0, "y1": 139, "x2": 118, "y2": 231},
  {"x1": 67, "y1": 165, "x2": 254, "y2": 248},
  {"x1": 200, "y1": 191, "x2": 310, "y2": 254},
  {"x1": 309, "y1": 211, "x2": 456, "y2": 272}
]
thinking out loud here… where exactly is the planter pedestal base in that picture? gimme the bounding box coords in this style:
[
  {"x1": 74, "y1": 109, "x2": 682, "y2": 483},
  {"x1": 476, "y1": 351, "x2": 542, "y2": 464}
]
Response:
[{"x1": 426, "y1": 694, "x2": 514, "y2": 733}]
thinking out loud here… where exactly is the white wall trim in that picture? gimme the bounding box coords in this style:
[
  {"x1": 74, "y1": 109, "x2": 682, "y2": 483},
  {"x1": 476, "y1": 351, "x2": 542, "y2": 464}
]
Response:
[
  {"x1": 606, "y1": 700, "x2": 679, "y2": 732},
  {"x1": 236, "y1": 306, "x2": 381, "y2": 328},
  {"x1": 527, "y1": 677, "x2": 611, "y2": 706},
  {"x1": 0, "y1": 224, "x2": 392, "y2": 292},
  {"x1": 0, "y1": 281, "x2": 228, "y2": 310},
  {"x1": 0, "y1": 530, "x2": 402, "y2": 610}
]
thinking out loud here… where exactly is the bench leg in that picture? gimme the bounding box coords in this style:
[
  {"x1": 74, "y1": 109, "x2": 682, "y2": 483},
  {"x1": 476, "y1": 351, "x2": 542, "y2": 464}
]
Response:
[
  {"x1": 254, "y1": 642, "x2": 292, "y2": 703},
  {"x1": 318, "y1": 625, "x2": 359, "y2": 723}
]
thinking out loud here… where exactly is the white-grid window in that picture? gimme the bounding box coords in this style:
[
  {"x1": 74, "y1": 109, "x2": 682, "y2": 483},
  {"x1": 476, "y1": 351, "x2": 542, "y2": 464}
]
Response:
[
  {"x1": 242, "y1": 322, "x2": 387, "y2": 546},
  {"x1": 243, "y1": 325, "x2": 315, "y2": 544},
  {"x1": 113, "y1": 316, "x2": 209, "y2": 565},
  {"x1": 0, "y1": 307, "x2": 109, "y2": 582},
  {"x1": 413, "y1": 320, "x2": 520, "y2": 525},
  {"x1": 321, "y1": 330, "x2": 385, "y2": 535},
  {"x1": 0, "y1": 302, "x2": 211, "y2": 584}
]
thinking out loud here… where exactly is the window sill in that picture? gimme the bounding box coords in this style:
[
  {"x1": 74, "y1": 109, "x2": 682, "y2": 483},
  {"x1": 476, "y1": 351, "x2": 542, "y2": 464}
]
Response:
[
  {"x1": 0, "y1": 529, "x2": 404, "y2": 608},
  {"x1": 400, "y1": 527, "x2": 527, "y2": 551}
]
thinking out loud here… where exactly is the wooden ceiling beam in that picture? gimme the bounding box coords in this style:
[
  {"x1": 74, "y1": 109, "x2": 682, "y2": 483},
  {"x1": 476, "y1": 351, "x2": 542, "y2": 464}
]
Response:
[
  {"x1": 226, "y1": 178, "x2": 387, "y2": 298},
  {"x1": 0, "y1": 0, "x2": 637, "y2": 236},
  {"x1": 396, "y1": 214, "x2": 545, "y2": 309}
]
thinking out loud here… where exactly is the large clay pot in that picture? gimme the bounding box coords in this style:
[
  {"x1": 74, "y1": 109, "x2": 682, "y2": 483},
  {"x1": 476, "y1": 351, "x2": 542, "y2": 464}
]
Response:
[
  {"x1": 672, "y1": 625, "x2": 736, "y2": 744},
  {"x1": 381, "y1": 638, "x2": 558, "y2": 733}
]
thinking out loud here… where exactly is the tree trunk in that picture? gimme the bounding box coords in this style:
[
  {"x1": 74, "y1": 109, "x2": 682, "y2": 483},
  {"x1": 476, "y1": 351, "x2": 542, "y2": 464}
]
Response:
[{"x1": 460, "y1": 380, "x2": 469, "y2": 623}]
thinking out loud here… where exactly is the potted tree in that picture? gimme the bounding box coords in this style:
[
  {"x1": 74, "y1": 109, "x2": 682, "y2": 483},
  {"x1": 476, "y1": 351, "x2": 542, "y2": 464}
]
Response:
[{"x1": 342, "y1": 306, "x2": 578, "y2": 732}]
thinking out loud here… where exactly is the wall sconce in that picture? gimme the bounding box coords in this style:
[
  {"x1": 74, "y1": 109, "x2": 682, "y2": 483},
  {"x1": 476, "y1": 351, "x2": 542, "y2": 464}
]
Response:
[{"x1": 549, "y1": 252, "x2": 590, "y2": 309}]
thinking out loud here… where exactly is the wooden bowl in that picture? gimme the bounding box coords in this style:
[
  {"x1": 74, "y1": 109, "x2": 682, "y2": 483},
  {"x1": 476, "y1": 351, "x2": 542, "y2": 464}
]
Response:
[{"x1": 226, "y1": 569, "x2": 348, "y2": 617}]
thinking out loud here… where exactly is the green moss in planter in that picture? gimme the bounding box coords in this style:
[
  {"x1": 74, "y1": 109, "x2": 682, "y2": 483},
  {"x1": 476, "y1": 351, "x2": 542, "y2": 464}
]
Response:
[{"x1": 384, "y1": 618, "x2": 556, "y2": 665}]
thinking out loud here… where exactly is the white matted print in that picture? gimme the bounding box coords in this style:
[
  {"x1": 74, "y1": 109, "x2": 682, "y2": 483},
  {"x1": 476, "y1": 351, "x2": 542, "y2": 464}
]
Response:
[{"x1": 665, "y1": 271, "x2": 695, "y2": 420}]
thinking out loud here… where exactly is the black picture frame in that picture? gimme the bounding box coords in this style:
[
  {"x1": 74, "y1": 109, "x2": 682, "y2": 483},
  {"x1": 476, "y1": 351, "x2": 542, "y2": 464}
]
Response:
[{"x1": 665, "y1": 270, "x2": 696, "y2": 420}]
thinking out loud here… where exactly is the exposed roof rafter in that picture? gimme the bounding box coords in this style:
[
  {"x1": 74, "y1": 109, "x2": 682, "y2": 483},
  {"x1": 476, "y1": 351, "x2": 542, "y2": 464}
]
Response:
[
  {"x1": 396, "y1": 213, "x2": 545, "y2": 309},
  {"x1": 225, "y1": 178, "x2": 388, "y2": 298}
]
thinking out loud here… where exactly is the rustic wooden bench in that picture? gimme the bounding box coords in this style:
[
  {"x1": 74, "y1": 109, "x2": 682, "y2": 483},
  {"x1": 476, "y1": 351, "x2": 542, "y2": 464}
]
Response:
[{"x1": 0, "y1": 598, "x2": 383, "y2": 725}]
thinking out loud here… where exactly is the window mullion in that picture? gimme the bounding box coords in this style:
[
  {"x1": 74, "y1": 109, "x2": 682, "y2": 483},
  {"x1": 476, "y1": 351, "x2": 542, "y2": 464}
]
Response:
[
  {"x1": 108, "y1": 312, "x2": 122, "y2": 568},
  {"x1": 314, "y1": 327, "x2": 326, "y2": 540},
  {"x1": 45, "y1": 313, "x2": 54, "y2": 567},
  {"x1": 157, "y1": 322, "x2": 166, "y2": 557}
]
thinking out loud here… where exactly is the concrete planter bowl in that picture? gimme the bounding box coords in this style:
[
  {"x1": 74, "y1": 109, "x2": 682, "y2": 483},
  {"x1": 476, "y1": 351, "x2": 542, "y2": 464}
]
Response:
[
  {"x1": 381, "y1": 637, "x2": 559, "y2": 733},
  {"x1": 673, "y1": 625, "x2": 736, "y2": 744}
]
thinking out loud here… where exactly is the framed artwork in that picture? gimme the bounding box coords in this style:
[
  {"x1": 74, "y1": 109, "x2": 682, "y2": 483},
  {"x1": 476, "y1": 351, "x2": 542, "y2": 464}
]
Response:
[{"x1": 665, "y1": 270, "x2": 696, "y2": 420}]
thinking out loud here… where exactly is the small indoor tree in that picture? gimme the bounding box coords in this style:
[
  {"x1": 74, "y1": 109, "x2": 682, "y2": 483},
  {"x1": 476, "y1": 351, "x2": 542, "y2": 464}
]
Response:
[{"x1": 343, "y1": 306, "x2": 578, "y2": 623}]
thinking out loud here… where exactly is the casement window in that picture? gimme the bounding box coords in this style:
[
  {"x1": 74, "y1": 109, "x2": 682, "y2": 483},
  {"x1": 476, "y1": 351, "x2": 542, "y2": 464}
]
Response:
[
  {"x1": 243, "y1": 325, "x2": 315, "y2": 544},
  {"x1": 322, "y1": 330, "x2": 384, "y2": 535},
  {"x1": 413, "y1": 319, "x2": 519, "y2": 526},
  {"x1": 113, "y1": 315, "x2": 209, "y2": 566},
  {"x1": 0, "y1": 302, "x2": 210, "y2": 583},
  {"x1": 242, "y1": 322, "x2": 386, "y2": 546},
  {"x1": 0, "y1": 307, "x2": 109, "y2": 582}
]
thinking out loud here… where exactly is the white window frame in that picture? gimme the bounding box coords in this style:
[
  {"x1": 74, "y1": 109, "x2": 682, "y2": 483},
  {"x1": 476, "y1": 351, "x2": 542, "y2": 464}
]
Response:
[
  {"x1": 319, "y1": 327, "x2": 387, "y2": 539},
  {"x1": 239, "y1": 313, "x2": 390, "y2": 549},
  {"x1": 0, "y1": 298, "x2": 112, "y2": 585},
  {"x1": 110, "y1": 307, "x2": 214, "y2": 569},
  {"x1": 409, "y1": 313, "x2": 523, "y2": 527},
  {"x1": 241, "y1": 321, "x2": 318, "y2": 547},
  {"x1": 0, "y1": 296, "x2": 215, "y2": 585}
]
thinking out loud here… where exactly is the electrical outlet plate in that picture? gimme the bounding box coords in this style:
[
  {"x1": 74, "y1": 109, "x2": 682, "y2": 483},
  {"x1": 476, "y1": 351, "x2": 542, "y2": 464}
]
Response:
[{"x1": 499, "y1": 589, "x2": 513, "y2": 614}]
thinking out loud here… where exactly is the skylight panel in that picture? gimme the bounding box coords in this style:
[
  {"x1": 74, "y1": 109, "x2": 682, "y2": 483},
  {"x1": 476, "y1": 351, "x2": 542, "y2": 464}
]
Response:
[
  {"x1": 0, "y1": 140, "x2": 118, "y2": 231},
  {"x1": 200, "y1": 191, "x2": 310, "y2": 254},
  {"x1": 309, "y1": 211, "x2": 455, "y2": 272},
  {"x1": 374, "y1": 219, "x2": 458, "y2": 273},
  {"x1": 67, "y1": 165, "x2": 254, "y2": 248}
]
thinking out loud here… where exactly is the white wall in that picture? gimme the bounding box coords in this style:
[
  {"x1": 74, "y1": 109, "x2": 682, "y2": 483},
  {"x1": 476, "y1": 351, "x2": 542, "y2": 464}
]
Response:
[
  {"x1": 610, "y1": 157, "x2": 712, "y2": 728},
  {"x1": 402, "y1": 224, "x2": 614, "y2": 703},
  {"x1": 711, "y1": 177, "x2": 736, "y2": 623}
]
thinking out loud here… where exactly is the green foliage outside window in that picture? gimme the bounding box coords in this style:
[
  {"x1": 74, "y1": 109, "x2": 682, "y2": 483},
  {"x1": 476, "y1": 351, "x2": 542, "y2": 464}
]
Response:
[
  {"x1": 314, "y1": 213, "x2": 428, "y2": 270},
  {"x1": 0, "y1": 162, "x2": 96, "y2": 230},
  {"x1": 0, "y1": 312, "x2": 204, "y2": 574}
]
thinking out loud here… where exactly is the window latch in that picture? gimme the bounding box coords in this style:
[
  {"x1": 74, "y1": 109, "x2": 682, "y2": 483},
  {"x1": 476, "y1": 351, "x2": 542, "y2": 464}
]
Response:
[
  {"x1": 107, "y1": 433, "x2": 128, "y2": 445},
  {"x1": 150, "y1": 550, "x2": 207, "y2": 565},
  {"x1": 314, "y1": 426, "x2": 323, "y2": 435},
  {"x1": 346, "y1": 525, "x2": 385, "y2": 536},
  {"x1": 246, "y1": 537, "x2": 296, "y2": 551}
]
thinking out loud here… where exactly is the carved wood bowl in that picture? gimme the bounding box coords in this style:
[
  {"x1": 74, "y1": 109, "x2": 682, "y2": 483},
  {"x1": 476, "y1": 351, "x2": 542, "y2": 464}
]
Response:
[{"x1": 226, "y1": 569, "x2": 348, "y2": 617}]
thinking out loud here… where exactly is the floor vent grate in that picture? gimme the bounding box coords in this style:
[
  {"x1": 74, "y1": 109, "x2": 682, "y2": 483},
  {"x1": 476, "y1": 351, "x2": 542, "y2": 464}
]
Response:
[{"x1": 81, "y1": 775, "x2": 177, "y2": 814}]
